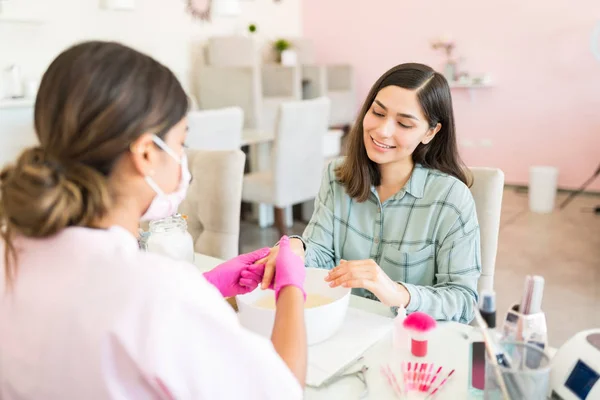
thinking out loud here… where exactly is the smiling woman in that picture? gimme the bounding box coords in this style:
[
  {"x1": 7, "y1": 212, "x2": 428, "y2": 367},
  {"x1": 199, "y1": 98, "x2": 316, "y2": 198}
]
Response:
[{"x1": 255, "y1": 63, "x2": 481, "y2": 324}]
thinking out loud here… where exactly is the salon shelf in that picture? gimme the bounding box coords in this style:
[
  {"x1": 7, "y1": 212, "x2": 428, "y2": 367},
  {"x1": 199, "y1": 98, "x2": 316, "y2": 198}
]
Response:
[
  {"x1": 449, "y1": 81, "x2": 493, "y2": 89},
  {"x1": 449, "y1": 80, "x2": 493, "y2": 101}
]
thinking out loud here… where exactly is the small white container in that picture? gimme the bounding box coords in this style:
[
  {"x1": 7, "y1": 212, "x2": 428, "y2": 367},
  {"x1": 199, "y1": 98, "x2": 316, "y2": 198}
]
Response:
[
  {"x1": 529, "y1": 166, "x2": 559, "y2": 213},
  {"x1": 392, "y1": 306, "x2": 409, "y2": 351},
  {"x1": 4, "y1": 64, "x2": 24, "y2": 98},
  {"x1": 236, "y1": 268, "x2": 351, "y2": 345},
  {"x1": 280, "y1": 49, "x2": 298, "y2": 66},
  {"x1": 24, "y1": 79, "x2": 39, "y2": 100},
  {"x1": 146, "y1": 215, "x2": 195, "y2": 263}
]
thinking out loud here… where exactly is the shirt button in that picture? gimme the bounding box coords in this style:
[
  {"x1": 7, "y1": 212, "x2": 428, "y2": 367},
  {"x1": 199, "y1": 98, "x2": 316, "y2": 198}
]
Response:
[{"x1": 374, "y1": 237, "x2": 380, "y2": 244}]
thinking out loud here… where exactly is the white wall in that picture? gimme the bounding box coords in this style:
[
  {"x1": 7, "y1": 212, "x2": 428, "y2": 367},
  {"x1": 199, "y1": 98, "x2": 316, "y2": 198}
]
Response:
[{"x1": 0, "y1": 0, "x2": 302, "y2": 93}]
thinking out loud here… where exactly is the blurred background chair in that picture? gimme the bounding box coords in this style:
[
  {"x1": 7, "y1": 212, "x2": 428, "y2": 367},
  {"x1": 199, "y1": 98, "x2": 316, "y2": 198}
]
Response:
[
  {"x1": 469, "y1": 167, "x2": 505, "y2": 294},
  {"x1": 179, "y1": 148, "x2": 246, "y2": 260},
  {"x1": 186, "y1": 107, "x2": 244, "y2": 150},
  {"x1": 287, "y1": 37, "x2": 356, "y2": 128},
  {"x1": 195, "y1": 36, "x2": 301, "y2": 132},
  {"x1": 241, "y1": 97, "x2": 331, "y2": 236}
]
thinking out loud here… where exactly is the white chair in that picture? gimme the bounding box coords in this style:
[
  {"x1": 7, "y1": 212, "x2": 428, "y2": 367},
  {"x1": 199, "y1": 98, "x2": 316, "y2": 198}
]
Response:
[
  {"x1": 468, "y1": 167, "x2": 505, "y2": 294},
  {"x1": 186, "y1": 107, "x2": 243, "y2": 150},
  {"x1": 287, "y1": 38, "x2": 357, "y2": 127},
  {"x1": 242, "y1": 97, "x2": 331, "y2": 236},
  {"x1": 195, "y1": 36, "x2": 301, "y2": 132},
  {"x1": 299, "y1": 129, "x2": 345, "y2": 221},
  {"x1": 178, "y1": 149, "x2": 246, "y2": 260}
]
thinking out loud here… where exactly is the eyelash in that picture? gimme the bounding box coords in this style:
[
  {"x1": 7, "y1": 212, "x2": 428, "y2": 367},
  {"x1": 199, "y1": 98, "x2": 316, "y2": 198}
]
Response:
[{"x1": 371, "y1": 109, "x2": 411, "y2": 129}]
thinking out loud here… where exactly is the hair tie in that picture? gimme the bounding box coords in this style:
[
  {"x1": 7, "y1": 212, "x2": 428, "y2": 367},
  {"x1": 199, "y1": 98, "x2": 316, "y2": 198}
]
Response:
[
  {"x1": 34, "y1": 147, "x2": 66, "y2": 175},
  {"x1": 43, "y1": 159, "x2": 66, "y2": 175}
]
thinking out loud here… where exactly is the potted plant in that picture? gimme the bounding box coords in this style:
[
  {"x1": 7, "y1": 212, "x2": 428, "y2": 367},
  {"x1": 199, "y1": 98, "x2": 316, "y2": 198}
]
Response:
[
  {"x1": 431, "y1": 37, "x2": 458, "y2": 82},
  {"x1": 273, "y1": 39, "x2": 296, "y2": 65}
]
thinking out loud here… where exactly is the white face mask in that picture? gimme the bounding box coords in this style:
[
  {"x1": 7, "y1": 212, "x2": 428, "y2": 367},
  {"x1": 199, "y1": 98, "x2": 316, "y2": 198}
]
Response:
[{"x1": 140, "y1": 135, "x2": 191, "y2": 222}]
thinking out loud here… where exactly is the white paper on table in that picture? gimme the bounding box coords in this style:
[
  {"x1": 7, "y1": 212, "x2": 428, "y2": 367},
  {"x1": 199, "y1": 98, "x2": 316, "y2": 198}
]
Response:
[{"x1": 306, "y1": 308, "x2": 393, "y2": 387}]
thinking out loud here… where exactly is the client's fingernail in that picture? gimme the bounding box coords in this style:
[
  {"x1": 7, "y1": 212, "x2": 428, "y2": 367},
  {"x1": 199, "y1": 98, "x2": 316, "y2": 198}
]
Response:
[{"x1": 329, "y1": 282, "x2": 335, "y2": 287}]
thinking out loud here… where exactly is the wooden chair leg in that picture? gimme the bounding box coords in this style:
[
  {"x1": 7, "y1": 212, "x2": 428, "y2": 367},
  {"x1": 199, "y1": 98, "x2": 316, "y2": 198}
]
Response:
[{"x1": 274, "y1": 207, "x2": 288, "y2": 237}]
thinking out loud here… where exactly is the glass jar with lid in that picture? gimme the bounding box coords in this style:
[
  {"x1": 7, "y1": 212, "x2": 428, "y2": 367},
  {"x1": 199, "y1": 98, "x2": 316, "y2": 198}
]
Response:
[{"x1": 145, "y1": 214, "x2": 195, "y2": 263}]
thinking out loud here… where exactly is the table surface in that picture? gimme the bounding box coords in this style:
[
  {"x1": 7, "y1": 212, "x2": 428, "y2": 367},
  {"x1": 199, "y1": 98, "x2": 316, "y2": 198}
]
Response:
[
  {"x1": 193, "y1": 253, "x2": 554, "y2": 399},
  {"x1": 241, "y1": 129, "x2": 275, "y2": 146},
  {"x1": 194, "y1": 253, "x2": 478, "y2": 399}
]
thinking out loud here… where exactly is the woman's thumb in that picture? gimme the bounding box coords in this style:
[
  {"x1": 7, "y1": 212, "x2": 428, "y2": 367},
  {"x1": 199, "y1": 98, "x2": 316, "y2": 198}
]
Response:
[{"x1": 278, "y1": 235, "x2": 290, "y2": 250}]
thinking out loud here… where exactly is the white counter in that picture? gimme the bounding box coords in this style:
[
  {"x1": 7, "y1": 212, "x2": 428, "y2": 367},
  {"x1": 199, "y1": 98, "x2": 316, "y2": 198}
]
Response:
[
  {"x1": 0, "y1": 99, "x2": 37, "y2": 168},
  {"x1": 0, "y1": 98, "x2": 35, "y2": 109}
]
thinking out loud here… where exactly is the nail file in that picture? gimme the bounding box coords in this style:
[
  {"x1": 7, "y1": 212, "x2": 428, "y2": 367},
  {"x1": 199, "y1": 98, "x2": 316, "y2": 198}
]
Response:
[
  {"x1": 528, "y1": 276, "x2": 545, "y2": 314},
  {"x1": 521, "y1": 275, "x2": 533, "y2": 314}
]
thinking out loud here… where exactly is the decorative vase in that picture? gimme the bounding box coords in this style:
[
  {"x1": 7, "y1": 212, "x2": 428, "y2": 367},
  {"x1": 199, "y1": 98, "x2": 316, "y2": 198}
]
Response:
[
  {"x1": 444, "y1": 62, "x2": 456, "y2": 83},
  {"x1": 280, "y1": 49, "x2": 297, "y2": 66}
]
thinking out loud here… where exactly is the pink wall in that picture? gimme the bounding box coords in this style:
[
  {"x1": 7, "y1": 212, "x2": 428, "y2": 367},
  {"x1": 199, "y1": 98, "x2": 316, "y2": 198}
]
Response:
[{"x1": 302, "y1": 0, "x2": 600, "y2": 191}]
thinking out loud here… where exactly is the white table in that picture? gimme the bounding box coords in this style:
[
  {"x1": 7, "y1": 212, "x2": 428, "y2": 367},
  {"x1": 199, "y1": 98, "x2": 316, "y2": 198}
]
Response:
[
  {"x1": 241, "y1": 129, "x2": 275, "y2": 146},
  {"x1": 194, "y1": 253, "x2": 482, "y2": 399}
]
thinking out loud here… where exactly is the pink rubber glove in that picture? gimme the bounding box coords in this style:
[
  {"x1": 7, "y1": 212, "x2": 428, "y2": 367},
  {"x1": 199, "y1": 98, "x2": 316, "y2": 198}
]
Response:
[
  {"x1": 203, "y1": 247, "x2": 270, "y2": 297},
  {"x1": 244, "y1": 236, "x2": 306, "y2": 301}
]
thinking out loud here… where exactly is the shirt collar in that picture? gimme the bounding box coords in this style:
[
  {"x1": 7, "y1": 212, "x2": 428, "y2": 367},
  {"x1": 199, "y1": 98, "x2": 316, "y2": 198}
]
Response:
[
  {"x1": 369, "y1": 163, "x2": 429, "y2": 202},
  {"x1": 404, "y1": 163, "x2": 428, "y2": 199}
]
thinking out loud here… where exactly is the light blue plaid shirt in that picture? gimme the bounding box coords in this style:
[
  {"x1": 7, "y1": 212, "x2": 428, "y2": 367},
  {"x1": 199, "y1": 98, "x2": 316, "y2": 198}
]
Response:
[{"x1": 302, "y1": 159, "x2": 481, "y2": 323}]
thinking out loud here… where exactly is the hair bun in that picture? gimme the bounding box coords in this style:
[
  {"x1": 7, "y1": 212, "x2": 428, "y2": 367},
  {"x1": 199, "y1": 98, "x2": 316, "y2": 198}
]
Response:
[{"x1": 0, "y1": 147, "x2": 112, "y2": 238}]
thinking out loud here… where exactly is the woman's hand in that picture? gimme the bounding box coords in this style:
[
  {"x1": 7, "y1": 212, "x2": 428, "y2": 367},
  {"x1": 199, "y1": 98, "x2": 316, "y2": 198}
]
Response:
[
  {"x1": 203, "y1": 247, "x2": 270, "y2": 297},
  {"x1": 254, "y1": 238, "x2": 305, "y2": 289},
  {"x1": 325, "y1": 259, "x2": 411, "y2": 307},
  {"x1": 244, "y1": 236, "x2": 306, "y2": 299}
]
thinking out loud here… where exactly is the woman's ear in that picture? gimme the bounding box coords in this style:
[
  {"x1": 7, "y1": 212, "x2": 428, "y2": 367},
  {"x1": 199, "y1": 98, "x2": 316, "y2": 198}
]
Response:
[
  {"x1": 421, "y1": 123, "x2": 442, "y2": 145},
  {"x1": 129, "y1": 133, "x2": 159, "y2": 176}
]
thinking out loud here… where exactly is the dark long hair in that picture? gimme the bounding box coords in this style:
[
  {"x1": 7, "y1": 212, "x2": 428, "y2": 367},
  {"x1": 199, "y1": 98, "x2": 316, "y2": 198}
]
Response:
[
  {"x1": 1, "y1": 41, "x2": 189, "y2": 285},
  {"x1": 337, "y1": 63, "x2": 471, "y2": 202}
]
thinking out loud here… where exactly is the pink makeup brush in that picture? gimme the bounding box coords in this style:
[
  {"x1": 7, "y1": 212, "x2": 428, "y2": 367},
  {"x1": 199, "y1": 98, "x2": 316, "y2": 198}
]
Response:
[
  {"x1": 411, "y1": 362, "x2": 419, "y2": 390},
  {"x1": 401, "y1": 362, "x2": 409, "y2": 395},
  {"x1": 403, "y1": 312, "x2": 437, "y2": 357},
  {"x1": 418, "y1": 363, "x2": 434, "y2": 392},
  {"x1": 424, "y1": 366, "x2": 443, "y2": 392},
  {"x1": 406, "y1": 362, "x2": 414, "y2": 391},
  {"x1": 416, "y1": 363, "x2": 427, "y2": 390},
  {"x1": 426, "y1": 369, "x2": 455, "y2": 399},
  {"x1": 381, "y1": 366, "x2": 402, "y2": 398}
]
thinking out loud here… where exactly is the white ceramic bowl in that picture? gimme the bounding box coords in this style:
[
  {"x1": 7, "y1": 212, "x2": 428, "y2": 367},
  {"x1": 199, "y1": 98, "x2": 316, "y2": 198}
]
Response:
[{"x1": 236, "y1": 268, "x2": 351, "y2": 345}]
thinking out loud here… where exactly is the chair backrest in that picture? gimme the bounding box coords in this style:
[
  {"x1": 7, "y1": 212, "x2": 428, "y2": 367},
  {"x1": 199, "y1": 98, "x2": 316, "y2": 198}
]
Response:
[
  {"x1": 196, "y1": 66, "x2": 262, "y2": 129},
  {"x1": 272, "y1": 97, "x2": 331, "y2": 207},
  {"x1": 179, "y1": 149, "x2": 246, "y2": 260},
  {"x1": 186, "y1": 107, "x2": 244, "y2": 150},
  {"x1": 468, "y1": 167, "x2": 505, "y2": 294},
  {"x1": 207, "y1": 36, "x2": 258, "y2": 67}
]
